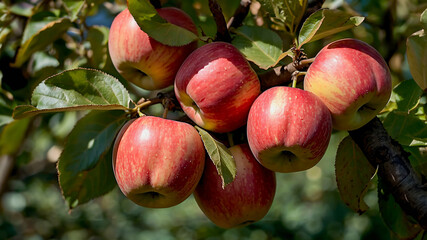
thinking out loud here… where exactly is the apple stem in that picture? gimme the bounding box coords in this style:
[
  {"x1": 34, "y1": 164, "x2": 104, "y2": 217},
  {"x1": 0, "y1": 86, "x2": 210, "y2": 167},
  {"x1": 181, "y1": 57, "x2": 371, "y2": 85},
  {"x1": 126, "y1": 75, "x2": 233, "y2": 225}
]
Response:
[
  {"x1": 162, "y1": 99, "x2": 170, "y2": 119},
  {"x1": 300, "y1": 57, "x2": 315, "y2": 65},
  {"x1": 227, "y1": 132, "x2": 235, "y2": 147},
  {"x1": 291, "y1": 71, "x2": 306, "y2": 88}
]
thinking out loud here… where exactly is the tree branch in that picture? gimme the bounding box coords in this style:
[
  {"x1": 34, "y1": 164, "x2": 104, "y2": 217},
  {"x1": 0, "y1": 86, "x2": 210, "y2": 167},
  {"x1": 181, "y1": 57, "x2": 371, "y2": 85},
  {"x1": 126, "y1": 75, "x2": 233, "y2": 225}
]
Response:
[
  {"x1": 349, "y1": 117, "x2": 427, "y2": 229},
  {"x1": 208, "y1": 0, "x2": 232, "y2": 42},
  {"x1": 258, "y1": 58, "x2": 314, "y2": 91},
  {"x1": 227, "y1": 0, "x2": 251, "y2": 29}
]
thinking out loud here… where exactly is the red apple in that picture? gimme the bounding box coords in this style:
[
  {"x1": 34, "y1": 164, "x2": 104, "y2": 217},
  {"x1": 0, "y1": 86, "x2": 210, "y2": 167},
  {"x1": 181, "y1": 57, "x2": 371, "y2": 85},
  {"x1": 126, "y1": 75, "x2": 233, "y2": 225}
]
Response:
[
  {"x1": 194, "y1": 144, "x2": 276, "y2": 228},
  {"x1": 247, "y1": 87, "x2": 332, "y2": 173},
  {"x1": 108, "y1": 7, "x2": 198, "y2": 90},
  {"x1": 304, "y1": 38, "x2": 392, "y2": 130},
  {"x1": 112, "y1": 116, "x2": 205, "y2": 208},
  {"x1": 174, "y1": 42, "x2": 260, "y2": 133}
]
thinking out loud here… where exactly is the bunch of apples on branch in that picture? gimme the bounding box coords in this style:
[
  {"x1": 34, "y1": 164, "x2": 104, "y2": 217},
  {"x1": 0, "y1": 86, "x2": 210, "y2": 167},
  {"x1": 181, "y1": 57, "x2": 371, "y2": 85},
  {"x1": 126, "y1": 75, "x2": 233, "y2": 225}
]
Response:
[
  {"x1": 9, "y1": 0, "x2": 427, "y2": 234},
  {"x1": 108, "y1": 0, "x2": 391, "y2": 229}
]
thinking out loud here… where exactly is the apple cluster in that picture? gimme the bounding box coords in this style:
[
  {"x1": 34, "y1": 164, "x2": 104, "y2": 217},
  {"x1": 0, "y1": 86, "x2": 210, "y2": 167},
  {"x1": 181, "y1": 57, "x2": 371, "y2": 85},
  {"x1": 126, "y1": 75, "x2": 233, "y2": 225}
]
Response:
[{"x1": 109, "y1": 7, "x2": 392, "y2": 229}]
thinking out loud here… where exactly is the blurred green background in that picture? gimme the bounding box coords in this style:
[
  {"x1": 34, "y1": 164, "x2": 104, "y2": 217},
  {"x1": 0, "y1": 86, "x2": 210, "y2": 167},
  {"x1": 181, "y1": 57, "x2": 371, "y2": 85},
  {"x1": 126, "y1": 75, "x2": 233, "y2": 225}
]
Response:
[{"x1": 0, "y1": 0, "x2": 425, "y2": 239}]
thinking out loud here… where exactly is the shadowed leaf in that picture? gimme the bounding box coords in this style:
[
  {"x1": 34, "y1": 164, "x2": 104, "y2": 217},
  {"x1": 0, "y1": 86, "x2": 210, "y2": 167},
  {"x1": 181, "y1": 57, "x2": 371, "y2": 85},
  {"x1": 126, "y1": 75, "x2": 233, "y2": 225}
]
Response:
[
  {"x1": 335, "y1": 136, "x2": 376, "y2": 214},
  {"x1": 58, "y1": 110, "x2": 128, "y2": 209},
  {"x1": 196, "y1": 126, "x2": 236, "y2": 188}
]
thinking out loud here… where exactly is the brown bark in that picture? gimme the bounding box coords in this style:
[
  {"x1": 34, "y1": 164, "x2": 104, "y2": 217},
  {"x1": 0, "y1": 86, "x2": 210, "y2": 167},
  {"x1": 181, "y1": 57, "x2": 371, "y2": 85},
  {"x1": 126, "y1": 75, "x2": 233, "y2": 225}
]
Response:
[
  {"x1": 349, "y1": 117, "x2": 427, "y2": 229},
  {"x1": 227, "y1": 0, "x2": 251, "y2": 29},
  {"x1": 208, "y1": 0, "x2": 232, "y2": 42}
]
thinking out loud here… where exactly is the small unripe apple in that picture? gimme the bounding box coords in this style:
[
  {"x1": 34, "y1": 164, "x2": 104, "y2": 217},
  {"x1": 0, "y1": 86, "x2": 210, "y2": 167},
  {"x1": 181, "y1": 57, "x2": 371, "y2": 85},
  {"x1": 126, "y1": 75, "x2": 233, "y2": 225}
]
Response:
[
  {"x1": 304, "y1": 38, "x2": 392, "y2": 130},
  {"x1": 174, "y1": 42, "x2": 260, "y2": 133},
  {"x1": 247, "y1": 86, "x2": 332, "y2": 173},
  {"x1": 194, "y1": 144, "x2": 276, "y2": 228},
  {"x1": 112, "y1": 116, "x2": 205, "y2": 208},
  {"x1": 108, "y1": 7, "x2": 198, "y2": 90}
]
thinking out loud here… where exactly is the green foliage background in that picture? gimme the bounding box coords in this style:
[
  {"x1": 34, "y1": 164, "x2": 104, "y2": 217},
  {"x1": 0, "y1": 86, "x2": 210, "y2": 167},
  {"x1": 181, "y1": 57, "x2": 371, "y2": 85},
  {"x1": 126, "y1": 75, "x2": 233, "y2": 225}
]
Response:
[{"x1": 0, "y1": 0, "x2": 425, "y2": 239}]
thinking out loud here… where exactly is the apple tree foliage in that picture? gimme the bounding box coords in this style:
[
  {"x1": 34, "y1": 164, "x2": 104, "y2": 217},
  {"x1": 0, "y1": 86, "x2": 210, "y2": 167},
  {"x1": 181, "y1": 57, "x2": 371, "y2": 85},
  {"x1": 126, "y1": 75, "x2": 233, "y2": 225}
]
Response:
[{"x1": 0, "y1": 0, "x2": 426, "y2": 238}]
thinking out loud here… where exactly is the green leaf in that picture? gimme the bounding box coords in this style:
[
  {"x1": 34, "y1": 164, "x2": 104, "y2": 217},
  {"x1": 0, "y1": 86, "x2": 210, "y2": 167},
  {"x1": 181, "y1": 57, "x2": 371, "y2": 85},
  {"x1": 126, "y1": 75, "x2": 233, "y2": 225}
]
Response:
[
  {"x1": 9, "y1": 3, "x2": 33, "y2": 17},
  {"x1": 232, "y1": 25, "x2": 283, "y2": 69},
  {"x1": 335, "y1": 136, "x2": 376, "y2": 214},
  {"x1": 0, "y1": 93, "x2": 15, "y2": 127},
  {"x1": 58, "y1": 110, "x2": 127, "y2": 209},
  {"x1": 62, "y1": 0, "x2": 85, "y2": 21},
  {"x1": 383, "y1": 111, "x2": 427, "y2": 146},
  {"x1": 406, "y1": 29, "x2": 427, "y2": 91},
  {"x1": 298, "y1": 9, "x2": 364, "y2": 48},
  {"x1": 406, "y1": 146, "x2": 427, "y2": 178},
  {"x1": 378, "y1": 178, "x2": 422, "y2": 239},
  {"x1": 421, "y1": 8, "x2": 427, "y2": 30},
  {"x1": 12, "y1": 68, "x2": 131, "y2": 119},
  {"x1": 195, "y1": 126, "x2": 236, "y2": 188},
  {"x1": 128, "y1": 0, "x2": 198, "y2": 46},
  {"x1": 258, "y1": 0, "x2": 307, "y2": 34},
  {"x1": 13, "y1": 12, "x2": 72, "y2": 67},
  {"x1": 0, "y1": 118, "x2": 31, "y2": 155},
  {"x1": 0, "y1": 26, "x2": 11, "y2": 47},
  {"x1": 393, "y1": 79, "x2": 423, "y2": 112},
  {"x1": 87, "y1": 26, "x2": 109, "y2": 69}
]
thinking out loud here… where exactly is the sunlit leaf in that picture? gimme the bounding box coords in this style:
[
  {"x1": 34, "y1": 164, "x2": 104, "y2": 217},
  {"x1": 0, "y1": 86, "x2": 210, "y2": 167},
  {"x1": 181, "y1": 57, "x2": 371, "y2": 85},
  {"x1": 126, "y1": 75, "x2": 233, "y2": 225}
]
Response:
[
  {"x1": 9, "y1": 3, "x2": 33, "y2": 17},
  {"x1": 13, "y1": 12, "x2": 72, "y2": 67},
  {"x1": 13, "y1": 68, "x2": 131, "y2": 119},
  {"x1": 0, "y1": 92, "x2": 14, "y2": 127},
  {"x1": 383, "y1": 111, "x2": 427, "y2": 146},
  {"x1": 407, "y1": 30, "x2": 427, "y2": 91},
  {"x1": 378, "y1": 178, "x2": 422, "y2": 239},
  {"x1": 232, "y1": 25, "x2": 283, "y2": 69},
  {"x1": 87, "y1": 26, "x2": 109, "y2": 69},
  {"x1": 406, "y1": 146, "x2": 427, "y2": 177},
  {"x1": 62, "y1": 0, "x2": 85, "y2": 21},
  {"x1": 335, "y1": 136, "x2": 376, "y2": 214},
  {"x1": 393, "y1": 79, "x2": 423, "y2": 112},
  {"x1": 58, "y1": 110, "x2": 127, "y2": 209},
  {"x1": 421, "y1": 8, "x2": 427, "y2": 30},
  {"x1": 127, "y1": 0, "x2": 198, "y2": 46},
  {"x1": 0, "y1": 26, "x2": 11, "y2": 47},
  {"x1": 258, "y1": 0, "x2": 307, "y2": 34},
  {"x1": 195, "y1": 126, "x2": 236, "y2": 188},
  {"x1": 298, "y1": 9, "x2": 364, "y2": 48}
]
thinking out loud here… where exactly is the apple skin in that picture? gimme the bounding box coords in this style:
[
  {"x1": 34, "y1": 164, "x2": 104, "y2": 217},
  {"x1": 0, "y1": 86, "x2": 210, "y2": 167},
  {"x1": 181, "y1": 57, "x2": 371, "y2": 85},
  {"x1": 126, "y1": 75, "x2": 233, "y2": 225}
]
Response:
[
  {"x1": 108, "y1": 7, "x2": 198, "y2": 90},
  {"x1": 112, "y1": 116, "x2": 205, "y2": 208},
  {"x1": 194, "y1": 144, "x2": 276, "y2": 228},
  {"x1": 174, "y1": 42, "x2": 260, "y2": 133},
  {"x1": 247, "y1": 87, "x2": 332, "y2": 173},
  {"x1": 304, "y1": 38, "x2": 392, "y2": 130}
]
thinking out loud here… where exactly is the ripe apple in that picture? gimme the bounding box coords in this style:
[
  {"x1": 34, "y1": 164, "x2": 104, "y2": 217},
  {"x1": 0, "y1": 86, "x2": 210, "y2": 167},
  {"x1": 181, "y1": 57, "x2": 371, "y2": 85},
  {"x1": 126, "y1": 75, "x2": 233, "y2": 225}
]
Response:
[
  {"x1": 304, "y1": 38, "x2": 392, "y2": 130},
  {"x1": 108, "y1": 7, "x2": 198, "y2": 90},
  {"x1": 194, "y1": 144, "x2": 276, "y2": 228},
  {"x1": 174, "y1": 42, "x2": 260, "y2": 133},
  {"x1": 112, "y1": 116, "x2": 205, "y2": 208},
  {"x1": 247, "y1": 86, "x2": 332, "y2": 173}
]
